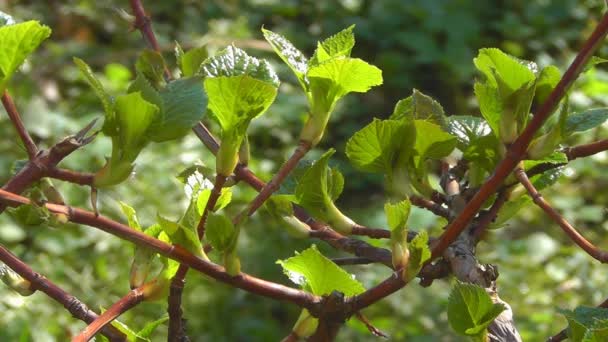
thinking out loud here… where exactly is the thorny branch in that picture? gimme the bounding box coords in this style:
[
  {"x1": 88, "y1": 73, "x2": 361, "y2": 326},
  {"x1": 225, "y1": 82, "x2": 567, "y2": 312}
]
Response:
[{"x1": 1, "y1": 90, "x2": 38, "y2": 159}]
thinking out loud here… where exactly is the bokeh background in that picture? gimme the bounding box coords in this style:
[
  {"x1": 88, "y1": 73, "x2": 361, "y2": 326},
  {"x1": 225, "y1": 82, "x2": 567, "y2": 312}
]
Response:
[{"x1": 1, "y1": 0, "x2": 608, "y2": 340}]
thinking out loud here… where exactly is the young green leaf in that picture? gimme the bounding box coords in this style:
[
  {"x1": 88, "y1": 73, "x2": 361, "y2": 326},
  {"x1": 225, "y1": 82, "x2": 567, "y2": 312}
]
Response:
[
  {"x1": 345, "y1": 119, "x2": 412, "y2": 173},
  {"x1": 135, "y1": 50, "x2": 166, "y2": 87},
  {"x1": 0, "y1": 265, "x2": 34, "y2": 296},
  {"x1": 178, "y1": 45, "x2": 208, "y2": 77},
  {"x1": 157, "y1": 214, "x2": 204, "y2": 258},
  {"x1": 130, "y1": 224, "x2": 163, "y2": 289},
  {"x1": 403, "y1": 230, "x2": 430, "y2": 281},
  {"x1": 307, "y1": 57, "x2": 382, "y2": 110},
  {"x1": 413, "y1": 120, "x2": 457, "y2": 163},
  {"x1": 309, "y1": 24, "x2": 355, "y2": 66},
  {"x1": 206, "y1": 213, "x2": 238, "y2": 252},
  {"x1": 266, "y1": 196, "x2": 311, "y2": 238},
  {"x1": 261, "y1": 28, "x2": 309, "y2": 89},
  {"x1": 473, "y1": 48, "x2": 538, "y2": 143},
  {"x1": 277, "y1": 245, "x2": 365, "y2": 296},
  {"x1": 389, "y1": 89, "x2": 447, "y2": 129},
  {"x1": 535, "y1": 65, "x2": 561, "y2": 105},
  {"x1": 201, "y1": 45, "x2": 280, "y2": 87},
  {"x1": 0, "y1": 20, "x2": 51, "y2": 92},
  {"x1": 384, "y1": 199, "x2": 411, "y2": 232},
  {"x1": 137, "y1": 315, "x2": 170, "y2": 340},
  {"x1": 448, "y1": 282, "x2": 506, "y2": 338},
  {"x1": 74, "y1": 57, "x2": 116, "y2": 135},
  {"x1": 527, "y1": 99, "x2": 569, "y2": 160},
  {"x1": 290, "y1": 149, "x2": 354, "y2": 233},
  {"x1": 119, "y1": 201, "x2": 141, "y2": 231}
]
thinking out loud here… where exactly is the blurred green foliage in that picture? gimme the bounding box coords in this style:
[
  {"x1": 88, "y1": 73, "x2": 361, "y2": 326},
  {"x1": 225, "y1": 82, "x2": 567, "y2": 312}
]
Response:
[{"x1": 1, "y1": 0, "x2": 608, "y2": 341}]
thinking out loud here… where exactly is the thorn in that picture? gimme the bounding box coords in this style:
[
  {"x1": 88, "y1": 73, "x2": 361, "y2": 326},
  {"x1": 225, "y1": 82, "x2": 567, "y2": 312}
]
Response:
[
  {"x1": 75, "y1": 118, "x2": 99, "y2": 140},
  {"x1": 90, "y1": 187, "x2": 99, "y2": 216}
]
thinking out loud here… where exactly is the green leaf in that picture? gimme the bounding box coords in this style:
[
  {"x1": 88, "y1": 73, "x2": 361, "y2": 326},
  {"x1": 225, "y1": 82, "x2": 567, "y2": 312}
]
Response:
[
  {"x1": 119, "y1": 201, "x2": 141, "y2": 231},
  {"x1": 565, "y1": 108, "x2": 608, "y2": 135},
  {"x1": 137, "y1": 315, "x2": 169, "y2": 339},
  {"x1": 390, "y1": 89, "x2": 447, "y2": 129},
  {"x1": 309, "y1": 25, "x2": 355, "y2": 66},
  {"x1": 307, "y1": 57, "x2": 382, "y2": 113},
  {"x1": 294, "y1": 149, "x2": 336, "y2": 210},
  {"x1": 277, "y1": 245, "x2": 365, "y2": 296},
  {"x1": 157, "y1": 214, "x2": 203, "y2": 258},
  {"x1": 262, "y1": 28, "x2": 308, "y2": 89},
  {"x1": 114, "y1": 92, "x2": 159, "y2": 160},
  {"x1": 560, "y1": 307, "x2": 608, "y2": 342},
  {"x1": 147, "y1": 76, "x2": 207, "y2": 142},
  {"x1": 201, "y1": 45, "x2": 279, "y2": 87},
  {"x1": 448, "y1": 282, "x2": 506, "y2": 337},
  {"x1": 403, "y1": 230, "x2": 431, "y2": 281},
  {"x1": 206, "y1": 213, "x2": 237, "y2": 252},
  {"x1": 447, "y1": 115, "x2": 492, "y2": 149},
  {"x1": 384, "y1": 199, "x2": 411, "y2": 232},
  {"x1": 130, "y1": 224, "x2": 162, "y2": 288},
  {"x1": 584, "y1": 56, "x2": 608, "y2": 73},
  {"x1": 74, "y1": 57, "x2": 116, "y2": 135},
  {"x1": 489, "y1": 195, "x2": 531, "y2": 229},
  {"x1": 178, "y1": 45, "x2": 208, "y2": 77},
  {"x1": 535, "y1": 65, "x2": 561, "y2": 105},
  {"x1": 345, "y1": 119, "x2": 412, "y2": 173},
  {"x1": 474, "y1": 48, "x2": 537, "y2": 92},
  {"x1": 135, "y1": 50, "x2": 166, "y2": 87},
  {"x1": 473, "y1": 48, "x2": 538, "y2": 143},
  {"x1": 0, "y1": 21, "x2": 51, "y2": 92},
  {"x1": 205, "y1": 75, "x2": 278, "y2": 133},
  {"x1": 413, "y1": 120, "x2": 457, "y2": 162}
]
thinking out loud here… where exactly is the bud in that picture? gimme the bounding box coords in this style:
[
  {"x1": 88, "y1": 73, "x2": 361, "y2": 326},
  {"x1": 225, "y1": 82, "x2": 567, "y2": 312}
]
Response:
[
  {"x1": 0, "y1": 265, "x2": 34, "y2": 296},
  {"x1": 292, "y1": 309, "x2": 319, "y2": 338}
]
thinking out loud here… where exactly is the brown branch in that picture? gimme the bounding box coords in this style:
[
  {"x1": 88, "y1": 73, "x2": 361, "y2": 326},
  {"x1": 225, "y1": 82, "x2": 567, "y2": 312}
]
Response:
[
  {"x1": 514, "y1": 167, "x2": 608, "y2": 262},
  {"x1": 0, "y1": 245, "x2": 126, "y2": 341},
  {"x1": 0, "y1": 120, "x2": 97, "y2": 213},
  {"x1": 47, "y1": 168, "x2": 94, "y2": 186},
  {"x1": 0, "y1": 188, "x2": 320, "y2": 309},
  {"x1": 73, "y1": 286, "x2": 145, "y2": 342},
  {"x1": 410, "y1": 195, "x2": 449, "y2": 218},
  {"x1": 2, "y1": 90, "x2": 38, "y2": 159},
  {"x1": 350, "y1": 224, "x2": 390, "y2": 239},
  {"x1": 128, "y1": 0, "x2": 171, "y2": 79},
  {"x1": 565, "y1": 138, "x2": 608, "y2": 161},
  {"x1": 471, "y1": 190, "x2": 509, "y2": 242},
  {"x1": 331, "y1": 257, "x2": 375, "y2": 266},
  {"x1": 345, "y1": 13, "x2": 608, "y2": 313}
]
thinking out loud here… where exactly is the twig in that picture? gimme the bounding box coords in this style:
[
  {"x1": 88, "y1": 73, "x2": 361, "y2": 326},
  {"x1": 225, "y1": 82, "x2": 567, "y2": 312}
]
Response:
[
  {"x1": 0, "y1": 188, "x2": 320, "y2": 309},
  {"x1": 47, "y1": 168, "x2": 94, "y2": 186},
  {"x1": 331, "y1": 257, "x2": 375, "y2": 266},
  {"x1": 410, "y1": 195, "x2": 449, "y2": 218},
  {"x1": 346, "y1": 12, "x2": 608, "y2": 313},
  {"x1": 355, "y1": 311, "x2": 388, "y2": 338},
  {"x1": 471, "y1": 190, "x2": 509, "y2": 242},
  {"x1": 0, "y1": 120, "x2": 97, "y2": 213},
  {"x1": 0, "y1": 245, "x2": 126, "y2": 341},
  {"x1": 350, "y1": 224, "x2": 390, "y2": 239},
  {"x1": 514, "y1": 167, "x2": 608, "y2": 262},
  {"x1": 565, "y1": 138, "x2": 608, "y2": 161},
  {"x1": 73, "y1": 286, "x2": 145, "y2": 342},
  {"x1": 1, "y1": 90, "x2": 38, "y2": 159}
]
